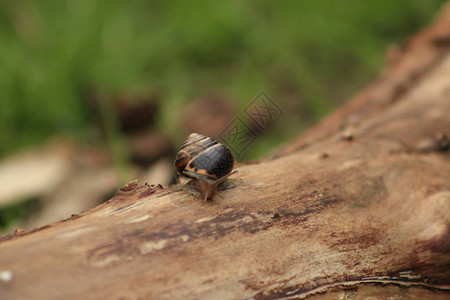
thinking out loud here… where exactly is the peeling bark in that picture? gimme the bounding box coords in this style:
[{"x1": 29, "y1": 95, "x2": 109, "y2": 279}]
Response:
[{"x1": 1, "y1": 5, "x2": 450, "y2": 300}]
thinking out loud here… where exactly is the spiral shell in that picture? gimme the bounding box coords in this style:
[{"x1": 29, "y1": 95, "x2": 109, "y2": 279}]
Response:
[{"x1": 175, "y1": 133, "x2": 236, "y2": 200}]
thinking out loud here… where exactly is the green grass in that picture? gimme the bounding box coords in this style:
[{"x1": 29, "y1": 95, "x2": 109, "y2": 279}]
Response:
[{"x1": 0, "y1": 0, "x2": 446, "y2": 159}]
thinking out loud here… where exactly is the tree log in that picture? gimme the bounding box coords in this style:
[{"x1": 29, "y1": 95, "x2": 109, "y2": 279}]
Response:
[{"x1": 1, "y1": 6, "x2": 450, "y2": 300}]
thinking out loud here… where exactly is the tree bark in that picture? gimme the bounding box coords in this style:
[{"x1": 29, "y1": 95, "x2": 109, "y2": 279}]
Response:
[{"x1": 1, "y1": 6, "x2": 450, "y2": 300}]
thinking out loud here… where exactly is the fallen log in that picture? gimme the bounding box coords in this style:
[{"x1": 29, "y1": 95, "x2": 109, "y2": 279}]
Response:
[{"x1": 1, "y1": 5, "x2": 450, "y2": 300}]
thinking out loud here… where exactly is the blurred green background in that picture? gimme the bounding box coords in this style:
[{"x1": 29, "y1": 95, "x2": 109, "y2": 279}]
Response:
[{"x1": 0, "y1": 0, "x2": 446, "y2": 231}]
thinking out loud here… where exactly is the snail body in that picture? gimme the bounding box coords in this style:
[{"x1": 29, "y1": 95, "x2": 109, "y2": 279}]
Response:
[{"x1": 175, "y1": 133, "x2": 237, "y2": 200}]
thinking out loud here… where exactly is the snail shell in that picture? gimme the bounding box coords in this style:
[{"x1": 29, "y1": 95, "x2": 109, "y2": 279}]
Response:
[{"x1": 175, "y1": 133, "x2": 237, "y2": 200}]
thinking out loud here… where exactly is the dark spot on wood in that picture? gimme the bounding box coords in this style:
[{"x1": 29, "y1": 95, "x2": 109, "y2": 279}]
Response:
[
  {"x1": 425, "y1": 184, "x2": 450, "y2": 197},
  {"x1": 430, "y1": 225, "x2": 450, "y2": 253},
  {"x1": 86, "y1": 242, "x2": 127, "y2": 263},
  {"x1": 123, "y1": 229, "x2": 145, "y2": 238},
  {"x1": 138, "y1": 188, "x2": 156, "y2": 198},
  {"x1": 432, "y1": 35, "x2": 450, "y2": 47},
  {"x1": 319, "y1": 152, "x2": 329, "y2": 159},
  {"x1": 390, "y1": 82, "x2": 408, "y2": 103},
  {"x1": 341, "y1": 132, "x2": 354, "y2": 141},
  {"x1": 155, "y1": 191, "x2": 178, "y2": 198},
  {"x1": 328, "y1": 227, "x2": 384, "y2": 251},
  {"x1": 418, "y1": 133, "x2": 449, "y2": 152},
  {"x1": 111, "y1": 203, "x2": 135, "y2": 213},
  {"x1": 202, "y1": 279, "x2": 214, "y2": 285}
]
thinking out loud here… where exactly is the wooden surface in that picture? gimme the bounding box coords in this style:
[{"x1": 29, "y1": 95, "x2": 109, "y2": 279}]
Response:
[{"x1": 1, "y1": 5, "x2": 450, "y2": 300}]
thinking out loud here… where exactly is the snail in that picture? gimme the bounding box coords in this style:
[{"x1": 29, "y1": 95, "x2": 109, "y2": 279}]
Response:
[{"x1": 175, "y1": 133, "x2": 237, "y2": 200}]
